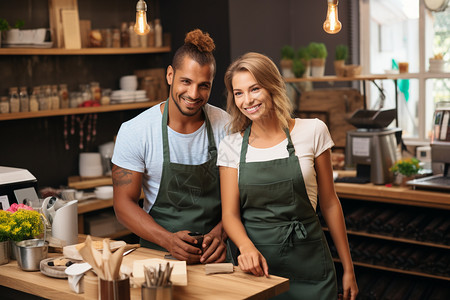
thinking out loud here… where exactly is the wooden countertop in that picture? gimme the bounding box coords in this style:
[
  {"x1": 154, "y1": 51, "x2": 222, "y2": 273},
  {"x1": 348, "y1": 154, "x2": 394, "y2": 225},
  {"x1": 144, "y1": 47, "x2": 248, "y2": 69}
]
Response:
[
  {"x1": 0, "y1": 243, "x2": 289, "y2": 300},
  {"x1": 334, "y1": 182, "x2": 450, "y2": 210}
]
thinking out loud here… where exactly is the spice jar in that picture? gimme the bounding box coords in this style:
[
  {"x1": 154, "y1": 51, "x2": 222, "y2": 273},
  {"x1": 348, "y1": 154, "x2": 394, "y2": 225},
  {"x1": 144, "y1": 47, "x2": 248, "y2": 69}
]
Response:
[
  {"x1": 51, "y1": 85, "x2": 60, "y2": 109},
  {"x1": 101, "y1": 89, "x2": 111, "y2": 105},
  {"x1": 9, "y1": 87, "x2": 20, "y2": 113},
  {"x1": 147, "y1": 21, "x2": 155, "y2": 47},
  {"x1": 39, "y1": 85, "x2": 49, "y2": 110},
  {"x1": 0, "y1": 96, "x2": 9, "y2": 114},
  {"x1": 112, "y1": 29, "x2": 121, "y2": 48},
  {"x1": 59, "y1": 84, "x2": 69, "y2": 109},
  {"x1": 90, "y1": 82, "x2": 101, "y2": 103},
  {"x1": 121, "y1": 22, "x2": 130, "y2": 48},
  {"x1": 19, "y1": 86, "x2": 29, "y2": 112},
  {"x1": 154, "y1": 19, "x2": 163, "y2": 47},
  {"x1": 29, "y1": 87, "x2": 39, "y2": 112}
]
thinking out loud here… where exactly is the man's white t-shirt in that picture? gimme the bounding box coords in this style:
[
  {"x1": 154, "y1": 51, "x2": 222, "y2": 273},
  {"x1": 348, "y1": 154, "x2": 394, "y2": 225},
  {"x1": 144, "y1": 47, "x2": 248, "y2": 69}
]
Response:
[
  {"x1": 217, "y1": 118, "x2": 334, "y2": 210},
  {"x1": 112, "y1": 102, "x2": 230, "y2": 212}
]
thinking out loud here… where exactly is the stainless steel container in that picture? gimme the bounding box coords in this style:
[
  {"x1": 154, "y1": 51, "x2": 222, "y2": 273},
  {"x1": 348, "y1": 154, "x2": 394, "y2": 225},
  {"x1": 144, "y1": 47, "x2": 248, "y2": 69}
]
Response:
[{"x1": 14, "y1": 239, "x2": 48, "y2": 271}]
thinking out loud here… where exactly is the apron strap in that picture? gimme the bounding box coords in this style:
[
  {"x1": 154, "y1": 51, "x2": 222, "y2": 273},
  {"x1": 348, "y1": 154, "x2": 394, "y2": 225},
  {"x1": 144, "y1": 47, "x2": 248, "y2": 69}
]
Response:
[
  {"x1": 239, "y1": 122, "x2": 295, "y2": 164},
  {"x1": 161, "y1": 101, "x2": 217, "y2": 162}
]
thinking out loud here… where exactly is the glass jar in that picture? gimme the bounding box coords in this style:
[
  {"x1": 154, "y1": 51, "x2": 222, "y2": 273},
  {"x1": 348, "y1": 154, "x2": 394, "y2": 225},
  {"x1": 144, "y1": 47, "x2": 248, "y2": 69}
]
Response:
[
  {"x1": 9, "y1": 87, "x2": 20, "y2": 113},
  {"x1": 39, "y1": 86, "x2": 49, "y2": 110},
  {"x1": 121, "y1": 22, "x2": 130, "y2": 48},
  {"x1": 19, "y1": 86, "x2": 29, "y2": 112},
  {"x1": 51, "y1": 85, "x2": 60, "y2": 109},
  {"x1": 100, "y1": 89, "x2": 111, "y2": 105},
  {"x1": 154, "y1": 19, "x2": 163, "y2": 47},
  {"x1": 59, "y1": 84, "x2": 69, "y2": 109},
  {"x1": 0, "y1": 96, "x2": 9, "y2": 113},
  {"x1": 90, "y1": 82, "x2": 101, "y2": 103},
  {"x1": 112, "y1": 29, "x2": 121, "y2": 48},
  {"x1": 29, "y1": 87, "x2": 39, "y2": 112}
]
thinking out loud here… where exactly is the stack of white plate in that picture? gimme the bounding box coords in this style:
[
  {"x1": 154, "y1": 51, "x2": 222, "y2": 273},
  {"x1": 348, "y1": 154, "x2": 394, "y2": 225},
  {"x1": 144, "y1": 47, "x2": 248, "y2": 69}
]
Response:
[
  {"x1": 111, "y1": 90, "x2": 149, "y2": 104},
  {"x1": 429, "y1": 59, "x2": 446, "y2": 73}
]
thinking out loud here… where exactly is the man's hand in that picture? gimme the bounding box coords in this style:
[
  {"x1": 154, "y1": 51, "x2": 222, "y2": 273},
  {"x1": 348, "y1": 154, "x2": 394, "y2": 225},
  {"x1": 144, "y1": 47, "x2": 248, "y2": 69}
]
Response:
[
  {"x1": 166, "y1": 230, "x2": 203, "y2": 264},
  {"x1": 200, "y1": 229, "x2": 227, "y2": 264}
]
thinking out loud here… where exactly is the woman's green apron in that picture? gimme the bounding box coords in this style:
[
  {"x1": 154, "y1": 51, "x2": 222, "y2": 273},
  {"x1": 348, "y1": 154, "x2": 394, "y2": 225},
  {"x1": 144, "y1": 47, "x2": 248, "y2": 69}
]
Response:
[
  {"x1": 238, "y1": 123, "x2": 337, "y2": 300},
  {"x1": 141, "y1": 101, "x2": 222, "y2": 251}
]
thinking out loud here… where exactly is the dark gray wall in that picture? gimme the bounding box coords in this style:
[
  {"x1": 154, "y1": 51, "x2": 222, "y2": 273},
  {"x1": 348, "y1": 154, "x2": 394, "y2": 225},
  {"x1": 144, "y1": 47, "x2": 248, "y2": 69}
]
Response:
[{"x1": 229, "y1": 0, "x2": 358, "y2": 80}]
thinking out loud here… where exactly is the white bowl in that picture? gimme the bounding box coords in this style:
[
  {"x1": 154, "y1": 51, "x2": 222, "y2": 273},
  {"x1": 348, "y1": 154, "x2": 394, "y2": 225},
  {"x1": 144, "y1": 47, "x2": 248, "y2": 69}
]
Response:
[{"x1": 95, "y1": 186, "x2": 113, "y2": 199}]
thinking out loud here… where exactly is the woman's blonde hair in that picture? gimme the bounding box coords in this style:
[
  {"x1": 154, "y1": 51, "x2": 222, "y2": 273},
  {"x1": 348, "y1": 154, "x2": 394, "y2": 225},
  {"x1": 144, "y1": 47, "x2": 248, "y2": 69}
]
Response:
[{"x1": 224, "y1": 52, "x2": 293, "y2": 133}]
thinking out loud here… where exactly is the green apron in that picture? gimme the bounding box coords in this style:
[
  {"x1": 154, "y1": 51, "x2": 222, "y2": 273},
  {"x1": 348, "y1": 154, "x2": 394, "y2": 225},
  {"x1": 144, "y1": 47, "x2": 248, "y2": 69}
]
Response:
[
  {"x1": 238, "y1": 123, "x2": 337, "y2": 300},
  {"x1": 140, "y1": 101, "x2": 222, "y2": 251}
]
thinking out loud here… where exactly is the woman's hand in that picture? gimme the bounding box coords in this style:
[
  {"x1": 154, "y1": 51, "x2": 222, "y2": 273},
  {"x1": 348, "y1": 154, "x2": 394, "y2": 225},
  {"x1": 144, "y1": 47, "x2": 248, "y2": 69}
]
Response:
[
  {"x1": 342, "y1": 270, "x2": 358, "y2": 300},
  {"x1": 237, "y1": 244, "x2": 269, "y2": 277}
]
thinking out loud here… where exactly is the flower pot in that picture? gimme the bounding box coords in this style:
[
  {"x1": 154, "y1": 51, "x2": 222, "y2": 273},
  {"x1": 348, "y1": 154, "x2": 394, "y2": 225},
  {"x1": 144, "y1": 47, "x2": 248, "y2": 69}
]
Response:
[
  {"x1": 14, "y1": 239, "x2": 48, "y2": 271},
  {"x1": 310, "y1": 58, "x2": 325, "y2": 77},
  {"x1": 394, "y1": 174, "x2": 415, "y2": 187},
  {"x1": 334, "y1": 60, "x2": 345, "y2": 76},
  {"x1": 0, "y1": 240, "x2": 9, "y2": 265},
  {"x1": 280, "y1": 59, "x2": 294, "y2": 78}
]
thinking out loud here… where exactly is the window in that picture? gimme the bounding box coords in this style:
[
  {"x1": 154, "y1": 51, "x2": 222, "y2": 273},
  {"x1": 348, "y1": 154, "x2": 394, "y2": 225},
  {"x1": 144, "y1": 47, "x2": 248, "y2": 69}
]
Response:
[{"x1": 360, "y1": 0, "x2": 450, "y2": 141}]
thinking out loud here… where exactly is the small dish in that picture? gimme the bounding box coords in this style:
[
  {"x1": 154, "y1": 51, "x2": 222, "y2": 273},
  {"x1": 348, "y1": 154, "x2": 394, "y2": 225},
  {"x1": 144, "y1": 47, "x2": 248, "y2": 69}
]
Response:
[{"x1": 95, "y1": 185, "x2": 113, "y2": 199}]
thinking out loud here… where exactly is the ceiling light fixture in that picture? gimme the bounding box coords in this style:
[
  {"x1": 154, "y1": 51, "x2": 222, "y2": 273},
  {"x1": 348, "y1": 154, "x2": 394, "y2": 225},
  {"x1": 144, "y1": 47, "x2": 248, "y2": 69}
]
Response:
[
  {"x1": 323, "y1": 0, "x2": 342, "y2": 34},
  {"x1": 134, "y1": 0, "x2": 150, "y2": 35}
]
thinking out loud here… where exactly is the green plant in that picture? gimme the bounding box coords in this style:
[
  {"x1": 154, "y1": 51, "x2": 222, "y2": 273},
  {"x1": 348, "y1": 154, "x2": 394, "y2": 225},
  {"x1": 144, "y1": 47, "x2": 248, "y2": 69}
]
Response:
[
  {"x1": 293, "y1": 59, "x2": 305, "y2": 78},
  {"x1": 0, "y1": 18, "x2": 10, "y2": 31},
  {"x1": 296, "y1": 46, "x2": 310, "y2": 62},
  {"x1": 14, "y1": 19, "x2": 25, "y2": 29},
  {"x1": 335, "y1": 44, "x2": 348, "y2": 61},
  {"x1": 0, "y1": 210, "x2": 12, "y2": 242},
  {"x1": 389, "y1": 157, "x2": 422, "y2": 177},
  {"x1": 281, "y1": 45, "x2": 295, "y2": 60},
  {"x1": 307, "y1": 42, "x2": 328, "y2": 59}
]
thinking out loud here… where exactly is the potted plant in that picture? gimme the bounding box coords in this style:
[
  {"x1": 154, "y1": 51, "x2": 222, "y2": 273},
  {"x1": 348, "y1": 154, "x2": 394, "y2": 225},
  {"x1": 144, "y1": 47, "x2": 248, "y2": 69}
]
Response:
[
  {"x1": 280, "y1": 45, "x2": 295, "y2": 78},
  {"x1": 308, "y1": 42, "x2": 328, "y2": 77},
  {"x1": 292, "y1": 58, "x2": 306, "y2": 78},
  {"x1": 334, "y1": 44, "x2": 348, "y2": 76},
  {"x1": 0, "y1": 18, "x2": 10, "y2": 47},
  {"x1": 389, "y1": 157, "x2": 422, "y2": 186},
  {"x1": 0, "y1": 210, "x2": 13, "y2": 264},
  {"x1": 297, "y1": 46, "x2": 311, "y2": 77}
]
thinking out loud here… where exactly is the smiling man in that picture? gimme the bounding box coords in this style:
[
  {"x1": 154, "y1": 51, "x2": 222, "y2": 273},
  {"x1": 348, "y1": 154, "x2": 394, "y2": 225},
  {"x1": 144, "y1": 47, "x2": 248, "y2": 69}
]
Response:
[{"x1": 111, "y1": 29, "x2": 230, "y2": 264}]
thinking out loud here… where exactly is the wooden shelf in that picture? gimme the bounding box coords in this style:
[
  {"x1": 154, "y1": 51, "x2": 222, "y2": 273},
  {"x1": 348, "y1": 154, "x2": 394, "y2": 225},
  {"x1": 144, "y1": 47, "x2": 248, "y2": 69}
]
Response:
[
  {"x1": 323, "y1": 227, "x2": 450, "y2": 250},
  {"x1": 333, "y1": 258, "x2": 450, "y2": 281},
  {"x1": 0, "y1": 46, "x2": 171, "y2": 55},
  {"x1": 335, "y1": 182, "x2": 450, "y2": 210},
  {"x1": 0, "y1": 100, "x2": 160, "y2": 121},
  {"x1": 285, "y1": 75, "x2": 388, "y2": 83}
]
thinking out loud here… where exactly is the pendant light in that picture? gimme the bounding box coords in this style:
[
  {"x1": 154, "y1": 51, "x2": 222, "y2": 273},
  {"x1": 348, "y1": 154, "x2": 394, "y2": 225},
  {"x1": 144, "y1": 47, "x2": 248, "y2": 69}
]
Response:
[
  {"x1": 323, "y1": 0, "x2": 342, "y2": 34},
  {"x1": 134, "y1": 0, "x2": 150, "y2": 35}
]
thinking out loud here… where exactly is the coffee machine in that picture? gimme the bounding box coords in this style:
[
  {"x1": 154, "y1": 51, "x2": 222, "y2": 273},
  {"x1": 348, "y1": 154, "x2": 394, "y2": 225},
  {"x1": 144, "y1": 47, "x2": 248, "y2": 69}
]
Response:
[{"x1": 344, "y1": 109, "x2": 401, "y2": 185}]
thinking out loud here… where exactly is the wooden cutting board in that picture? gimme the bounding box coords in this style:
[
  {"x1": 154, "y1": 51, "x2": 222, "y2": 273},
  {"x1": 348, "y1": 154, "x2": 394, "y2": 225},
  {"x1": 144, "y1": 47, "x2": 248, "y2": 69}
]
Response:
[
  {"x1": 40, "y1": 257, "x2": 82, "y2": 278},
  {"x1": 48, "y1": 0, "x2": 79, "y2": 48}
]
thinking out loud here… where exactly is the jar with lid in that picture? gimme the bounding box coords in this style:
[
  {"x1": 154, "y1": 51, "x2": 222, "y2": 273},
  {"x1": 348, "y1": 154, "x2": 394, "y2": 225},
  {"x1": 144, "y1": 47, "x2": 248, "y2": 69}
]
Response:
[
  {"x1": 51, "y1": 85, "x2": 60, "y2": 109},
  {"x1": 38, "y1": 86, "x2": 48, "y2": 110},
  {"x1": 29, "y1": 87, "x2": 39, "y2": 112},
  {"x1": 19, "y1": 86, "x2": 29, "y2": 112},
  {"x1": 0, "y1": 96, "x2": 9, "y2": 114},
  {"x1": 128, "y1": 22, "x2": 139, "y2": 48},
  {"x1": 112, "y1": 29, "x2": 121, "y2": 48},
  {"x1": 9, "y1": 87, "x2": 20, "y2": 113},
  {"x1": 141, "y1": 76, "x2": 158, "y2": 100},
  {"x1": 59, "y1": 84, "x2": 69, "y2": 109},
  {"x1": 101, "y1": 88, "x2": 111, "y2": 105},
  {"x1": 154, "y1": 19, "x2": 163, "y2": 47},
  {"x1": 90, "y1": 82, "x2": 101, "y2": 103},
  {"x1": 42, "y1": 85, "x2": 52, "y2": 110},
  {"x1": 147, "y1": 21, "x2": 155, "y2": 47},
  {"x1": 121, "y1": 22, "x2": 130, "y2": 48}
]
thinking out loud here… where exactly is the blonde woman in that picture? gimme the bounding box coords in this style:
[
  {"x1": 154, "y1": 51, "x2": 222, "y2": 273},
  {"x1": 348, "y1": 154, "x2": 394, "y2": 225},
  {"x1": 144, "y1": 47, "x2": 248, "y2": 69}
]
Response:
[{"x1": 218, "y1": 52, "x2": 358, "y2": 300}]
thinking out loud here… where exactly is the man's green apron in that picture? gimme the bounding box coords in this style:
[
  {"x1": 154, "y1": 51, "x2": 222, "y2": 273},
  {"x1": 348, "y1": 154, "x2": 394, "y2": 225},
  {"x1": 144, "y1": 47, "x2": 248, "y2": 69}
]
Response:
[
  {"x1": 238, "y1": 124, "x2": 337, "y2": 300},
  {"x1": 140, "y1": 101, "x2": 222, "y2": 251}
]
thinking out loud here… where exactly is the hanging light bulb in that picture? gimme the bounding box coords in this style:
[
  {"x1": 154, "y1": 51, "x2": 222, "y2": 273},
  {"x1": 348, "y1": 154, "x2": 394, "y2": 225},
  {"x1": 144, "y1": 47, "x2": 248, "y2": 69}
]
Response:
[
  {"x1": 134, "y1": 0, "x2": 150, "y2": 35},
  {"x1": 323, "y1": 0, "x2": 342, "y2": 34}
]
